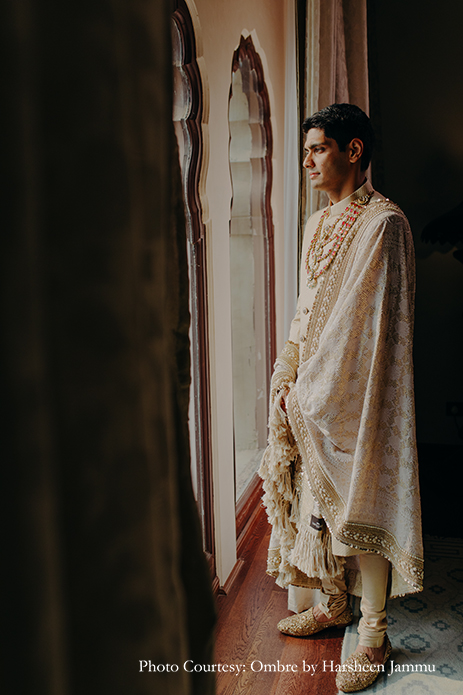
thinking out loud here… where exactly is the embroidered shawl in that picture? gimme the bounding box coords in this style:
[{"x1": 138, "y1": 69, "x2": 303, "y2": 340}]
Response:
[{"x1": 259, "y1": 199, "x2": 424, "y2": 598}]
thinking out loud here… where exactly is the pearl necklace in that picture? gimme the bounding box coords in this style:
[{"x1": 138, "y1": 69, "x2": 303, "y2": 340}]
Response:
[{"x1": 305, "y1": 193, "x2": 372, "y2": 288}]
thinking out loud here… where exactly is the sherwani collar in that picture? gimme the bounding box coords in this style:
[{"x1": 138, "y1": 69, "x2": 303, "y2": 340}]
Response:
[{"x1": 327, "y1": 180, "x2": 373, "y2": 217}]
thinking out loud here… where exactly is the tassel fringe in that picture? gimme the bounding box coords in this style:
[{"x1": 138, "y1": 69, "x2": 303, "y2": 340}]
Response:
[
  {"x1": 260, "y1": 339, "x2": 343, "y2": 588},
  {"x1": 289, "y1": 521, "x2": 345, "y2": 580},
  {"x1": 259, "y1": 375, "x2": 299, "y2": 584}
]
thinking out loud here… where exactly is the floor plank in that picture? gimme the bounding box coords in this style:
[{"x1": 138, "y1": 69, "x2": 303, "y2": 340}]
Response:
[{"x1": 215, "y1": 512, "x2": 344, "y2": 695}]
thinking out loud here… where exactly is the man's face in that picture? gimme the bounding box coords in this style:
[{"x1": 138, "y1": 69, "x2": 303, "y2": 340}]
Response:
[{"x1": 303, "y1": 128, "x2": 352, "y2": 201}]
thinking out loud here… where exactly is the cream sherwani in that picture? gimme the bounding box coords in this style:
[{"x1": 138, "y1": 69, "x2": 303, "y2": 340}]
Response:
[{"x1": 260, "y1": 181, "x2": 423, "y2": 600}]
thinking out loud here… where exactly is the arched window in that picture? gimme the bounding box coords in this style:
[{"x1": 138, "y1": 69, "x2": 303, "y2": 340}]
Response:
[
  {"x1": 228, "y1": 35, "x2": 276, "y2": 525},
  {"x1": 172, "y1": 0, "x2": 215, "y2": 577}
]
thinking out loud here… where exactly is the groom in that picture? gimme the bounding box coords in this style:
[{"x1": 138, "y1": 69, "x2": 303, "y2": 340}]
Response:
[{"x1": 260, "y1": 103, "x2": 423, "y2": 693}]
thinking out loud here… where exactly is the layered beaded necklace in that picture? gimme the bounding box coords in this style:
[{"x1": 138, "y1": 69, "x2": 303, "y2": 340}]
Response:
[{"x1": 305, "y1": 193, "x2": 372, "y2": 288}]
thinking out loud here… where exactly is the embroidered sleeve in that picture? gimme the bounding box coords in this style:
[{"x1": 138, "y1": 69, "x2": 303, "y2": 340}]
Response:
[{"x1": 270, "y1": 339, "x2": 299, "y2": 407}]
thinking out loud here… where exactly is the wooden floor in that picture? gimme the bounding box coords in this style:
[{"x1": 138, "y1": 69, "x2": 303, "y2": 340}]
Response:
[{"x1": 215, "y1": 510, "x2": 344, "y2": 695}]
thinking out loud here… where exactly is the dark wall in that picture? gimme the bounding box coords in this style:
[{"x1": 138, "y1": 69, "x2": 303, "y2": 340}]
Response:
[{"x1": 369, "y1": 0, "x2": 463, "y2": 448}]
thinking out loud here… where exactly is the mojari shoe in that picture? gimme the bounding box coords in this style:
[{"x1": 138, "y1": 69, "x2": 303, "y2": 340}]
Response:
[
  {"x1": 277, "y1": 604, "x2": 353, "y2": 637},
  {"x1": 336, "y1": 634, "x2": 392, "y2": 692}
]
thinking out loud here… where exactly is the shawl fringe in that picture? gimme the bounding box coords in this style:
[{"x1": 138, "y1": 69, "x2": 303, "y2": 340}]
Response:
[
  {"x1": 290, "y1": 519, "x2": 345, "y2": 580},
  {"x1": 259, "y1": 341, "x2": 300, "y2": 585}
]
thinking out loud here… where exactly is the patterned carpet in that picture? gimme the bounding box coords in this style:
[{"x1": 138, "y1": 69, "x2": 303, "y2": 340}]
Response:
[{"x1": 339, "y1": 537, "x2": 463, "y2": 694}]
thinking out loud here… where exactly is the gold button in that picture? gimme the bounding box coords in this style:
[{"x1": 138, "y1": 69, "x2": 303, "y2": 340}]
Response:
[
  {"x1": 302, "y1": 307, "x2": 309, "y2": 315},
  {"x1": 300, "y1": 335, "x2": 306, "y2": 342}
]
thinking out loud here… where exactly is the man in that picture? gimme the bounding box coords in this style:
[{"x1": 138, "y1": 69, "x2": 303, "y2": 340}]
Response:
[{"x1": 259, "y1": 104, "x2": 423, "y2": 693}]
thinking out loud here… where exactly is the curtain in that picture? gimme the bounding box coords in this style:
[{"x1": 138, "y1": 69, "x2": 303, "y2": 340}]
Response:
[
  {"x1": 0, "y1": 1, "x2": 215, "y2": 694},
  {"x1": 299, "y1": 0, "x2": 370, "y2": 226},
  {"x1": 318, "y1": 0, "x2": 369, "y2": 112}
]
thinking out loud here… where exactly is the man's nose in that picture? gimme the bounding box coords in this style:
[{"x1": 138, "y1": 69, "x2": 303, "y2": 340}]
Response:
[{"x1": 303, "y1": 152, "x2": 313, "y2": 169}]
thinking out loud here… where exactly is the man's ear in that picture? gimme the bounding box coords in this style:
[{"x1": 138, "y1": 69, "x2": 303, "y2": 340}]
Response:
[{"x1": 349, "y1": 138, "x2": 364, "y2": 164}]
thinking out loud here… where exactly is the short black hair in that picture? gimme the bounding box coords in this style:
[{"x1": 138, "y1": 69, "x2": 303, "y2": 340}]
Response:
[{"x1": 302, "y1": 103, "x2": 374, "y2": 171}]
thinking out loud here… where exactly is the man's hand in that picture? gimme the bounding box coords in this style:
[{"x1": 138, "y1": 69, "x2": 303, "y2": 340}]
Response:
[{"x1": 279, "y1": 387, "x2": 289, "y2": 414}]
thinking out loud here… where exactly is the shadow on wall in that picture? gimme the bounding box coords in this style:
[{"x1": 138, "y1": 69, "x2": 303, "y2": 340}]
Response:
[
  {"x1": 415, "y1": 179, "x2": 463, "y2": 538},
  {"x1": 368, "y1": 0, "x2": 463, "y2": 537},
  {"x1": 412, "y1": 147, "x2": 463, "y2": 262},
  {"x1": 406, "y1": 150, "x2": 463, "y2": 448},
  {"x1": 421, "y1": 199, "x2": 463, "y2": 264}
]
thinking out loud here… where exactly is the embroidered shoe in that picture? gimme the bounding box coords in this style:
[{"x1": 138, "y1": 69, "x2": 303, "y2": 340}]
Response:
[
  {"x1": 277, "y1": 604, "x2": 353, "y2": 637},
  {"x1": 336, "y1": 634, "x2": 392, "y2": 692}
]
